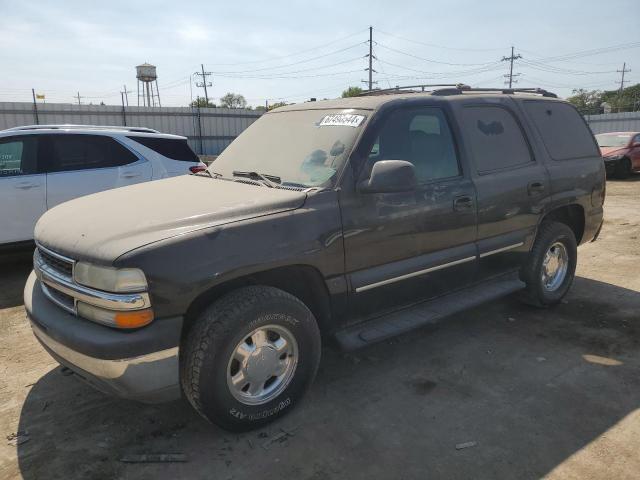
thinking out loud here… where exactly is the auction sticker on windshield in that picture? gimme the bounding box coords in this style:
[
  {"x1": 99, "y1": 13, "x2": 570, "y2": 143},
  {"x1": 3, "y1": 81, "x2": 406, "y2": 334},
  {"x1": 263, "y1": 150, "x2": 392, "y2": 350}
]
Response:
[{"x1": 319, "y1": 113, "x2": 366, "y2": 127}]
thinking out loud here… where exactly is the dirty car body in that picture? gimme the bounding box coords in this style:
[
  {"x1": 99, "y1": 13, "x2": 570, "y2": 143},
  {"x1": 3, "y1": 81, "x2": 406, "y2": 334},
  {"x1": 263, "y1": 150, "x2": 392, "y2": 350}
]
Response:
[{"x1": 25, "y1": 89, "x2": 605, "y2": 429}]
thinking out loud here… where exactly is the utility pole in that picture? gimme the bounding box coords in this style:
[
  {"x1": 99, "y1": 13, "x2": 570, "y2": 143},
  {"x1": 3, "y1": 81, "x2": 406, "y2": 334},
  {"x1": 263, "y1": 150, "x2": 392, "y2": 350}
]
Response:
[
  {"x1": 502, "y1": 46, "x2": 522, "y2": 88},
  {"x1": 75, "y1": 92, "x2": 83, "y2": 105},
  {"x1": 367, "y1": 26, "x2": 373, "y2": 90},
  {"x1": 362, "y1": 26, "x2": 377, "y2": 91},
  {"x1": 31, "y1": 88, "x2": 39, "y2": 125},
  {"x1": 122, "y1": 84, "x2": 131, "y2": 106},
  {"x1": 617, "y1": 62, "x2": 631, "y2": 93},
  {"x1": 194, "y1": 64, "x2": 213, "y2": 104},
  {"x1": 120, "y1": 92, "x2": 127, "y2": 126}
]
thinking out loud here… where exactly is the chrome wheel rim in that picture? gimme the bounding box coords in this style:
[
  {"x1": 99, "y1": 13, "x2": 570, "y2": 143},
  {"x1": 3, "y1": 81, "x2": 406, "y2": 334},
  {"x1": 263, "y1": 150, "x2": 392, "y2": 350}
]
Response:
[
  {"x1": 542, "y1": 241, "x2": 569, "y2": 291},
  {"x1": 226, "y1": 324, "x2": 298, "y2": 405}
]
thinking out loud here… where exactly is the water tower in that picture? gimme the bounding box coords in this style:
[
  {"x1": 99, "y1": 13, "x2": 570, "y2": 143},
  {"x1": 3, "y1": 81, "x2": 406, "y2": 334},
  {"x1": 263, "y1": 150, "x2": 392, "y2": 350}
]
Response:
[{"x1": 136, "y1": 63, "x2": 161, "y2": 107}]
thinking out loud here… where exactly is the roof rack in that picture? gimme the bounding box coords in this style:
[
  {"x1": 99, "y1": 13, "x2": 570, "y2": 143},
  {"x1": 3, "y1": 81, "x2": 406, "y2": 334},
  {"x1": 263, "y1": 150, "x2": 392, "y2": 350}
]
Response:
[
  {"x1": 358, "y1": 84, "x2": 469, "y2": 96},
  {"x1": 3, "y1": 124, "x2": 160, "y2": 133},
  {"x1": 432, "y1": 86, "x2": 558, "y2": 98},
  {"x1": 358, "y1": 84, "x2": 558, "y2": 98}
]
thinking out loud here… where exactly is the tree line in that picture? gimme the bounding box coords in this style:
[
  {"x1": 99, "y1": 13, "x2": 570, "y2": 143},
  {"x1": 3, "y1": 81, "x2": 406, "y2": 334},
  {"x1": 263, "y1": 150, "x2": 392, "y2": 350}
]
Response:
[
  {"x1": 188, "y1": 86, "x2": 364, "y2": 111},
  {"x1": 568, "y1": 84, "x2": 640, "y2": 115},
  {"x1": 192, "y1": 84, "x2": 638, "y2": 115}
]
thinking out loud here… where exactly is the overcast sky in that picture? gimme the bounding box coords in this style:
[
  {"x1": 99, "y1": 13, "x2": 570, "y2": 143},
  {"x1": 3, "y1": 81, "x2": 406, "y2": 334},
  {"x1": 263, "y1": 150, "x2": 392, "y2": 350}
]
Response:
[{"x1": 1, "y1": 0, "x2": 638, "y2": 107}]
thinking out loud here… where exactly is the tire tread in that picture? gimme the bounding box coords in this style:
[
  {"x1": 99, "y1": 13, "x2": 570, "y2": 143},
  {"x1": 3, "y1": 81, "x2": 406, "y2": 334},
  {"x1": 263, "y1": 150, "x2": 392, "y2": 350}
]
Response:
[
  {"x1": 180, "y1": 286, "x2": 312, "y2": 423},
  {"x1": 520, "y1": 220, "x2": 577, "y2": 307}
]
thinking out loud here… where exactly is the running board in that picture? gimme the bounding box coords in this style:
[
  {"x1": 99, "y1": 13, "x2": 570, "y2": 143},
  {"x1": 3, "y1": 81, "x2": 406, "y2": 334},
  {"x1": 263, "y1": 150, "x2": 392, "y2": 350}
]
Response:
[{"x1": 335, "y1": 273, "x2": 525, "y2": 351}]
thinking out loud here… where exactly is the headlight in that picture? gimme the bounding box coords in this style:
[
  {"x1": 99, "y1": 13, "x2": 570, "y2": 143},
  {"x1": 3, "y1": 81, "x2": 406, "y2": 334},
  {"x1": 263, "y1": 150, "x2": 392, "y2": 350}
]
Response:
[
  {"x1": 605, "y1": 154, "x2": 624, "y2": 161},
  {"x1": 74, "y1": 262, "x2": 148, "y2": 292}
]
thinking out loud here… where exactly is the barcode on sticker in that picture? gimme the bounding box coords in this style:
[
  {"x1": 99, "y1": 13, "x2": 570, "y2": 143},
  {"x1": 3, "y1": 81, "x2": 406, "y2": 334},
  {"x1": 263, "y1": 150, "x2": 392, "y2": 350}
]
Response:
[{"x1": 319, "y1": 114, "x2": 365, "y2": 127}]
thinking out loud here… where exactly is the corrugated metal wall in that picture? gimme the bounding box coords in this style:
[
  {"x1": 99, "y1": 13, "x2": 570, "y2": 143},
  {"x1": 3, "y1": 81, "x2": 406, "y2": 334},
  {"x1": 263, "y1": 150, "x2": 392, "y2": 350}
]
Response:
[
  {"x1": 3, "y1": 102, "x2": 637, "y2": 153},
  {"x1": 0, "y1": 102, "x2": 263, "y2": 155},
  {"x1": 585, "y1": 112, "x2": 640, "y2": 134}
]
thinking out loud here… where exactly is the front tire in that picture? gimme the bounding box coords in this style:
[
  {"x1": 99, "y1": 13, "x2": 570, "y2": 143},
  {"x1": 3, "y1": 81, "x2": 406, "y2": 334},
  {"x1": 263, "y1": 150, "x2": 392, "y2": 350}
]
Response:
[
  {"x1": 520, "y1": 221, "x2": 577, "y2": 307},
  {"x1": 180, "y1": 286, "x2": 321, "y2": 432}
]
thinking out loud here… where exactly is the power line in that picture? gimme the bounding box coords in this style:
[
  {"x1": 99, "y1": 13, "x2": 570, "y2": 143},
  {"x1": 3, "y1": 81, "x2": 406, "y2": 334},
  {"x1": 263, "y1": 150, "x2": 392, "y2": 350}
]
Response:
[
  {"x1": 214, "y1": 69, "x2": 364, "y2": 80},
  {"x1": 212, "y1": 56, "x2": 363, "y2": 79},
  {"x1": 519, "y1": 58, "x2": 618, "y2": 75},
  {"x1": 374, "y1": 28, "x2": 505, "y2": 52},
  {"x1": 532, "y1": 41, "x2": 640, "y2": 64},
  {"x1": 375, "y1": 58, "x2": 505, "y2": 78},
  {"x1": 372, "y1": 46, "x2": 392, "y2": 89},
  {"x1": 204, "y1": 28, "x2": 368, "y2": 66},
  {"x1": 520, "y1": 74, "x2": 620, "y2": 89},
  {"x1": 518, "y1": 48, "x2": 621, "y2": 67},
  {"x1": 209, "y1": 42, "x2": 366, "y2": 75},
  {"x1": 375, "y1": 42, "x2": 498, "y2": 66}
]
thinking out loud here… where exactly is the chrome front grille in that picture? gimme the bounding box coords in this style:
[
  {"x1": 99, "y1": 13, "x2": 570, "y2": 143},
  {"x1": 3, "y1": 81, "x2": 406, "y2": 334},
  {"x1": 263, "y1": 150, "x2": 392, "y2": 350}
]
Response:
[
  {"x1": 41, "y1": 282, "x2": 76, "y2": 313},
  {"x1": 36, "y1": 245, "x2": 74, "y2": 280},
  {"x1": 35, "y1": 244, "x2": 77, "y2": 314},
  {"x1": 33, "y1": 243, "x2": 152, "y2": 320}
]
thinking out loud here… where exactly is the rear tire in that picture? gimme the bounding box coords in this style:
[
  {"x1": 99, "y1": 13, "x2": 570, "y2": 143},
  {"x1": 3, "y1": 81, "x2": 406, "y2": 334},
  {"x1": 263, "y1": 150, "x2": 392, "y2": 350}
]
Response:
[
  {"x1": 180, "y1": 286, "x2": 321, "y2": 432},
  {"x1": 615, "y1": 158, "x2": 632, "y2": 179},
  {"x1": 520, "y1": 221, "x2": 577, "y2": 307}
]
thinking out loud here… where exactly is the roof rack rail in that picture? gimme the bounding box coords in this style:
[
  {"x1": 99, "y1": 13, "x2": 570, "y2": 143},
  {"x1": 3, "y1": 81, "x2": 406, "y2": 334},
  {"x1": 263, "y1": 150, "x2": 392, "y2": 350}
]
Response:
[
  {"x1": 358, "y1": 84, "x2": 470, "y2": 96},
  {"x1": 431, "y1": 86, "x2": 558, "y2": 98},
  {"x1": 3, "y1": 124, "x2": 160, "y2": 133},
  {"x1": 357, "y1": 84, "x2": 558, "y2": 98}
]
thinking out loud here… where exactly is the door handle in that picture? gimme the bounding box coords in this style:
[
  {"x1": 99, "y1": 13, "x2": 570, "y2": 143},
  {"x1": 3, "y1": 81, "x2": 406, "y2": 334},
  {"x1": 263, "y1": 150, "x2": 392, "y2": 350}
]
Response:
[
  {"x1": 453, "y1": 195, "x2": 474, "y2": 211},
  {"x1": 527, "y1": 181, "x2": 545, "y2": 195},
  {"x1": 15, "y1": 182, "x2": 39, "y2": 190},
  {"x1": 120, "y1": 171, "x2": 141, "y2": 179}
]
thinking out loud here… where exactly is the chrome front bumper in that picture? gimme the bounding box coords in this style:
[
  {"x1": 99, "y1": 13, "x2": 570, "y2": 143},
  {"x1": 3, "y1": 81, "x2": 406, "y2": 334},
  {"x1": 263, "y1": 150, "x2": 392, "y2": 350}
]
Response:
[
  {"x1": 24, "y1": 271, "x2": 181, "y2": 403},
  {"x1": 32, "y1": 323, "x2": 180, "y2": 403}
]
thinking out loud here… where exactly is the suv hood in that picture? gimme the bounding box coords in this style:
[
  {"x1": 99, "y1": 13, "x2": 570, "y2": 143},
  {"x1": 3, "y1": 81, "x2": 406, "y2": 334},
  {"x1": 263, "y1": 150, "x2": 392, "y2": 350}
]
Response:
[
  {"x1": 35, "y1": 175, "x2": 307, "y2": 262},
  {"x1": 600, "y1": 146, "x2": 628, "y2": 157}
]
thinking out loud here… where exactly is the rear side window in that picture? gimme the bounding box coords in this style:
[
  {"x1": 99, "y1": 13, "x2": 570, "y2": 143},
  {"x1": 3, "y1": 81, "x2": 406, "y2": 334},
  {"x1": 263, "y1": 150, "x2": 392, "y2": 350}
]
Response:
[
  {"x1": 46, "y1": 135, "x2": 139, "y2": 173},
  {"x1": 0, "y1": 136, "x2": 38, "y2": 176},
  {"x1": 128, "y1": 136, "x2": 199, "y2": 162},
  {"x1": 460, "y1": 106, "x2": 532, "y2": 173},
  {"x1": 523, "y1": 101, "x2": 598, "y2": 160}
]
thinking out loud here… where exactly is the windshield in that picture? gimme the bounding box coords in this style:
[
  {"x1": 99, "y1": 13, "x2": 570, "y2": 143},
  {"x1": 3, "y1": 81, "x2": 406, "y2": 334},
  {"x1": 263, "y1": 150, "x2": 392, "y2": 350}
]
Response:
[
  {"x1": 209, "y1": 109, "x2": 368, "y2": 188},
  {"x1": 595, "y1": 133, "x2": 631, "y2": 148}
]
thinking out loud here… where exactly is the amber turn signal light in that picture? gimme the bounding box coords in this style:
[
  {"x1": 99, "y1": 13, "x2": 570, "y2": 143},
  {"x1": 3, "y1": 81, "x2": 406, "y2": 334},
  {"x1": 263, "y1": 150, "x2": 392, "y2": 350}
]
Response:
[{"x1": 114, "y1": 309, "x2": 154, "y2": 329}]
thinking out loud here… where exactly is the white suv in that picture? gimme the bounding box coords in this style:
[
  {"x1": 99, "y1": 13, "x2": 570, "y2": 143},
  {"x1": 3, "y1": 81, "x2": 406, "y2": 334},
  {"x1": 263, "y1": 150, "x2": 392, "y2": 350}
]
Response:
[{"x1": 0, "y1": 125, "x2": 206, "y2": 246}]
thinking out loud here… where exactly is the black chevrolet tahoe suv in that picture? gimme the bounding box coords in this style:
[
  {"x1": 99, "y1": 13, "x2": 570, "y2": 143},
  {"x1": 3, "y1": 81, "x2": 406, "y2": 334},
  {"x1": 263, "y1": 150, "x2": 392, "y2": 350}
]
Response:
[{"x1": 25, "y1": 86, "x2": 605, "y2": 431}]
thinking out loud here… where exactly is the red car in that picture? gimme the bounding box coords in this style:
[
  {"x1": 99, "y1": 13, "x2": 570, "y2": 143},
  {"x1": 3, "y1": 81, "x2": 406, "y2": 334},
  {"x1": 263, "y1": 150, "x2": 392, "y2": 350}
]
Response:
[{"x1": 595, "y1": 131, "x2": 640, "y2": 178}]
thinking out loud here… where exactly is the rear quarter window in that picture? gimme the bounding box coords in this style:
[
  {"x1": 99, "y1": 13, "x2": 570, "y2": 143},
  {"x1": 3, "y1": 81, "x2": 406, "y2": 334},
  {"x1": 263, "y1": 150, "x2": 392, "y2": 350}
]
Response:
[
  {"x1": 459, "y1": 105, "x2": 532, "y2": 173},
  {"x1": 523, "y1": 101, "x2": 599, "y2": 160},
  {"x1": 128, "y1": 136, "x2": 199, "y2": 162}
]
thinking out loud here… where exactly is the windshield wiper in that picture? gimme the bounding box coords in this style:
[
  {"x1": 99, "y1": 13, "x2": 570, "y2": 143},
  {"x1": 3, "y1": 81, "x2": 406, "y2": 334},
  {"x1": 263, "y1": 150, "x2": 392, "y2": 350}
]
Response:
[
  {"x1": 194, "y1": 170, "x2": 224, "y2": 179},
  {"x1": 232, "y1": 171, "x2": 281, "y2": 188}
]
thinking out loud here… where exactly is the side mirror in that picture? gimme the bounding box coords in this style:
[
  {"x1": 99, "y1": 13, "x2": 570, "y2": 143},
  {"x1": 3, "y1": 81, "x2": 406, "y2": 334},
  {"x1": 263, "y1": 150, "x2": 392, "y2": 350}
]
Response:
[
  {"x1": 358, "y1": 160, "x2": 417, "y2": 194},
  {"x1": 632, "y1": 142, "x2": 640, "y2": 148}
]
